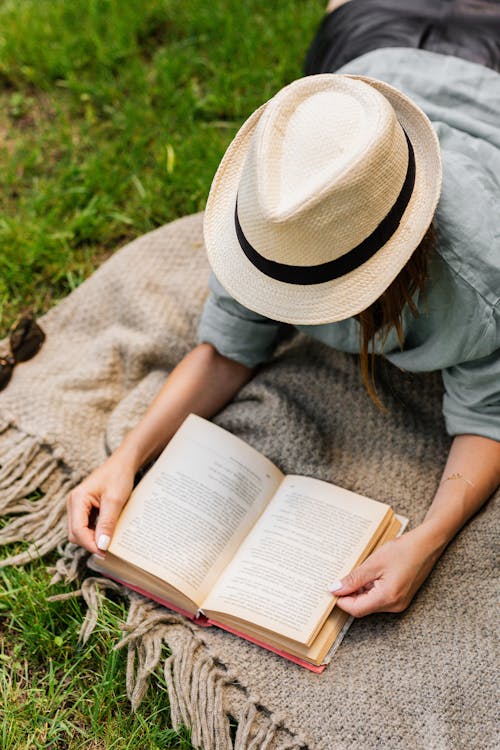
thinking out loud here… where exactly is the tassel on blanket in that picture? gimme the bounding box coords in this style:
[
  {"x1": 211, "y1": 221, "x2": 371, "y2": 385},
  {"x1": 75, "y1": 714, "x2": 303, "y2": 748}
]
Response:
[
  {"x1": 61, "y1": 577, "x2": 308, "y2": 750},
  {"x1": 0, "y1": 422, "x2": 80, "y2": 567},
  {"x1": 50, "y1": 541, "x2": 90, "y2": 584},
  {"x1": 115, "y1": 596, "x2": 308, "y2": 750},
  {"x1": 0, "y1": 416, "x2": 309, "y2": 749}
]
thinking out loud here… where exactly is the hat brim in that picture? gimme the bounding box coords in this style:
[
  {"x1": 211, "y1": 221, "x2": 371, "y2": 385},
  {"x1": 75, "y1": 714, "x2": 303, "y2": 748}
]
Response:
[{"x1": 203, "y1": 75, "x2": 442, "y2": 325}]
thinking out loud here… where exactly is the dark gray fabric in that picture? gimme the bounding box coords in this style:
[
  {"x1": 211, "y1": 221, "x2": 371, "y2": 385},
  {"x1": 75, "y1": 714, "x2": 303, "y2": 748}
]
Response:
[{"x1": 305, "y1": 0, "x2": 500, "y2": 75}]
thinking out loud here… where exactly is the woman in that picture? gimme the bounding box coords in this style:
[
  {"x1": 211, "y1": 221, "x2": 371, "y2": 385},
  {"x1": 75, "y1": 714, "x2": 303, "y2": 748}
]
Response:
[{"x1": 67, "y1": 0, "x2": 500, "y2": 618}]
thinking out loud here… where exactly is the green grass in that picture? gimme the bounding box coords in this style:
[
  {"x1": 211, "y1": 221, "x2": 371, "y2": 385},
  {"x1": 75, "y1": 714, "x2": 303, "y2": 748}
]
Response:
[
  {"x1": 0, "y1": 0, "x2": 322, "y2": 746},
  {"x1": 1, "y1": 559, "x2": 193, "y2": 749},
  {"x1": 0, "y1": 0, "x2": 321, "y2": 329}
]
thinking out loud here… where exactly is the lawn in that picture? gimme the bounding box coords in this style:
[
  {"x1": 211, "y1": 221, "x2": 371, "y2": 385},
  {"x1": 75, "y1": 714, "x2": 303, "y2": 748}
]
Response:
[{"x1": 0, "y1": 1, "x2": 323, "y2": 747}]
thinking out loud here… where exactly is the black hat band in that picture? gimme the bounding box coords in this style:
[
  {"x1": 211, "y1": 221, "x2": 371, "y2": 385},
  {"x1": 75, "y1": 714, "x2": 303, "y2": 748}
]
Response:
[{"x1": 234, "y1": 130, "x2": 416, "y2": 286}]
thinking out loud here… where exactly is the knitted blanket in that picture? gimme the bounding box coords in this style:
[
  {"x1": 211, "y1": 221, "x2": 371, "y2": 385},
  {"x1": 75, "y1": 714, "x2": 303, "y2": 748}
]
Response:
[{"x1": 0, "y1": 213, "x2": 497, "y2": 750}]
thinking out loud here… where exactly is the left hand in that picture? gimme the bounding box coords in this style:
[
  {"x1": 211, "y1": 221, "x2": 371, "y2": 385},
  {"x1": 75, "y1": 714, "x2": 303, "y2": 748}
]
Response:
[{"x1": 330, "y1": 523, "x2": 445, "y2": 617}]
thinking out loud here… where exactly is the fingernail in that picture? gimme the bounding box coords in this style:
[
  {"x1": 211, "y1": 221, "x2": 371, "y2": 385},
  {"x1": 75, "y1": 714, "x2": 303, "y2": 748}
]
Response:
[
  {"x1": 329, "y1": 580, "x2": 343, "y2": 592},
  {"x1": 97, "y1": 534, "x2": 110, "y2": 551}
]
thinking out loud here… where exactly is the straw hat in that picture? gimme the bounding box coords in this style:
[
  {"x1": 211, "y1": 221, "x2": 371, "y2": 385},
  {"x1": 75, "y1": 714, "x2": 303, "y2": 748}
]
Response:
[{"x1": 203, "y1": 74, "x2": 442, "y2": 325}]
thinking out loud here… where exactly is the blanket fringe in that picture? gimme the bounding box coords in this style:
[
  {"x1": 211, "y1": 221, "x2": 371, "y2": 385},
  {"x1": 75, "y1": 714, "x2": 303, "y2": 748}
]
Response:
[
  {"x1": 63, "y1": 578, "x2": 308, "y2": 750},
  {"x1": 50, "y1": 541, "x2": 91, "y2": 584},
  {"x1": 0, "y1": 418, "x2": 309, "y2": 749},
  {"x1": 0, "y1": 422, "x2": 81, "y2": 568}
]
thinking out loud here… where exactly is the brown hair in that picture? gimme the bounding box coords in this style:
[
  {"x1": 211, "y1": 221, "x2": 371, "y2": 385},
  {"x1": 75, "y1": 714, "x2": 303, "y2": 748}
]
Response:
[{"x1": 357, "y1": 222, "x2": 436, "y2": 408}]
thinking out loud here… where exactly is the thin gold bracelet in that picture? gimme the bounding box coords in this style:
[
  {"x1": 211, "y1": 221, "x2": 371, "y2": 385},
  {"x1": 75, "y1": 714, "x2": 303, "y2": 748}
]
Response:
[{"x1": 441, "y1": 472, "x2": 475, "y2": 488}]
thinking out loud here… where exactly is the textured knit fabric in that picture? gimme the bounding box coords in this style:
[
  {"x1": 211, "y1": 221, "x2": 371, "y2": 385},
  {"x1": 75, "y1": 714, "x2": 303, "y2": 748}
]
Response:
[
  {"x1": 0, "y1": 213, "x2": 497, "y2": 750},
  {"x1": 198, "y1": 48, "x2": 500, "y2": 441}
]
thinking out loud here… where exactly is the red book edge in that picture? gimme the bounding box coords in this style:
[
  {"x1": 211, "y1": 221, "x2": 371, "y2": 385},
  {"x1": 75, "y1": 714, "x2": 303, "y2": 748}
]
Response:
[{"x1": 93, "y1": 569, "x2": 326, "y2": 673}]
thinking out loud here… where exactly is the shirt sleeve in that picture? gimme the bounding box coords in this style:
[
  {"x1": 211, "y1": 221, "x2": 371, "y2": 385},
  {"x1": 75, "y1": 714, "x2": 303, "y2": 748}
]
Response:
[
  {"x1": 197, "y1": 273, "x2": 284, "y2": 368},
  {"x1": 442, "y1": 347, "x2": 500, "y2": 441}
]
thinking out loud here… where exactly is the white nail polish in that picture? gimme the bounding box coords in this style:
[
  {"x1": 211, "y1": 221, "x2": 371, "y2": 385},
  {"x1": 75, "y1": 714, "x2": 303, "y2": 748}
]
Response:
[
  {"x1": 329, "y1": 580, "x2": 343, "y2": 592},
  {"x1": 97, "y1": 534, "x2": 110, "y2": 551}
]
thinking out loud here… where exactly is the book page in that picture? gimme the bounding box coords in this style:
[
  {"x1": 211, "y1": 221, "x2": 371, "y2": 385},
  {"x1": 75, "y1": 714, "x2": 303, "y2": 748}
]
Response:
[
  {"x1": 108, "y1": 415, "x2": 283, "y2": 606},
  {"x1": 203, "y1": 474, "x2": 391, "y2": 645},
  {"x1": 208, "y1": 516, "x2": 404, "y2": 665}
]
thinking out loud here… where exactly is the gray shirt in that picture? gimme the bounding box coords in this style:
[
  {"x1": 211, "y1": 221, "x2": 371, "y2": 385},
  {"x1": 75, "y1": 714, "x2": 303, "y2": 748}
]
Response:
[{"x1": 198, "y1": 48, "x2": 500, "y2": 442}]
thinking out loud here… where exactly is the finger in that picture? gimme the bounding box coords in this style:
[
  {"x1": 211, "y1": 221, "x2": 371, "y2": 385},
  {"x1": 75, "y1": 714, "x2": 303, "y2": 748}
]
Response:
[
  {"x1": 94, "y1": 495, "x2": 125, "y2": 552},
  {"x1": 328, "y1": 560, "x2": 380, "y2": 596},
  {"x1": 334, "y1": 585, "x2": 389, "y2": 618},
  {"x1": 67, "y1": 488, "x2": 100, "y2": 553}
]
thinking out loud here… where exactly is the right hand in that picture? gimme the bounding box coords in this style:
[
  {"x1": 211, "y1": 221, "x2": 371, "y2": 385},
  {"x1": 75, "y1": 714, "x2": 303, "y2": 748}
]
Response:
[{"x1": 66, "y1": 452, "x2": 136, "y2": 554}]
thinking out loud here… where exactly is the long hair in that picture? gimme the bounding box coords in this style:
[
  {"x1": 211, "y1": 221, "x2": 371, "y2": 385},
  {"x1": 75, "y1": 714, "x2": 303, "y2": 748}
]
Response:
[{"x1": 357, "y1": 222, "x2": 436, "y2": 408}]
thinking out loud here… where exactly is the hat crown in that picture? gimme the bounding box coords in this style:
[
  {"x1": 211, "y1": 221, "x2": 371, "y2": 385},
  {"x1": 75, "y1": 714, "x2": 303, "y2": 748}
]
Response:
[{"x1": 237, "y1": 75, "x2": 409, "y2": 266}]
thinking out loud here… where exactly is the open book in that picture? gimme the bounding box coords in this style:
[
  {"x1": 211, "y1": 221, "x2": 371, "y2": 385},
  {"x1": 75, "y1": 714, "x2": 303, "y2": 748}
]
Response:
[{"x1": 88, "y1": 414, "x2": 406, "y2": 671}]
